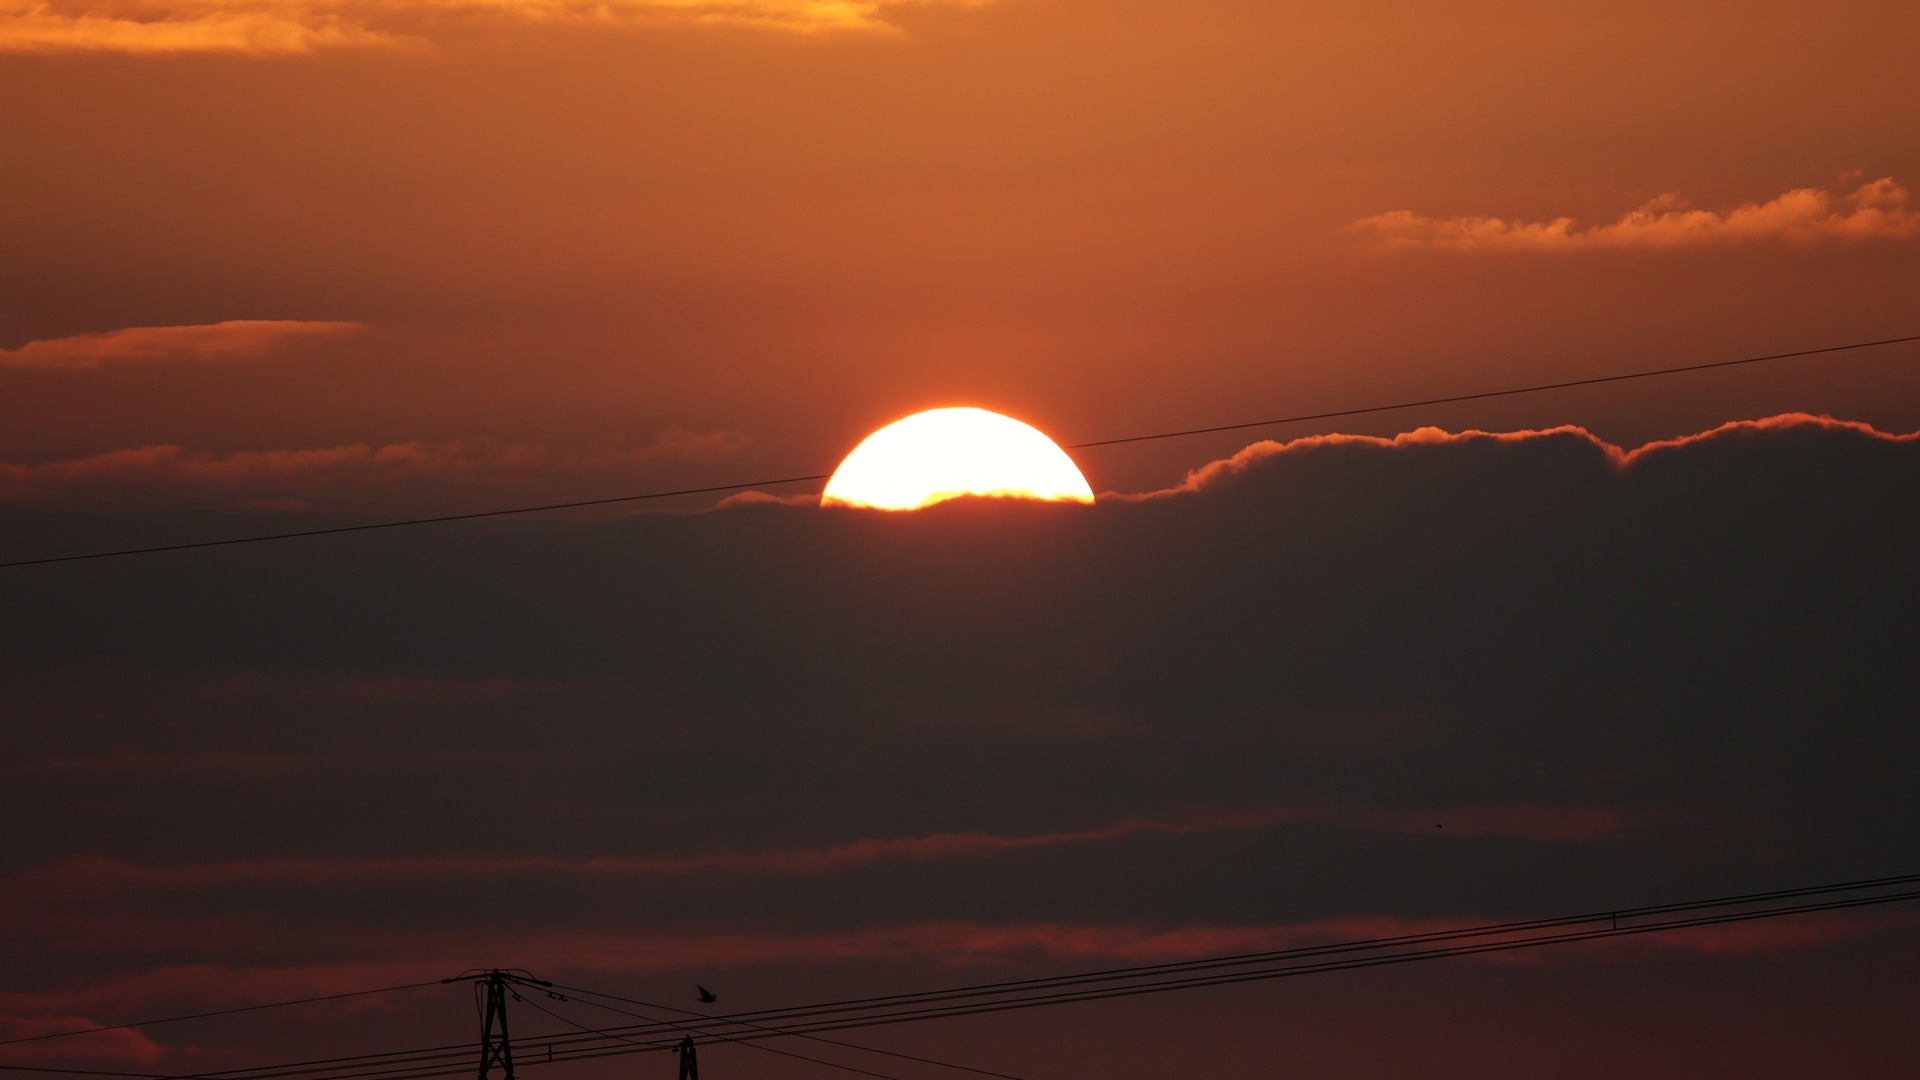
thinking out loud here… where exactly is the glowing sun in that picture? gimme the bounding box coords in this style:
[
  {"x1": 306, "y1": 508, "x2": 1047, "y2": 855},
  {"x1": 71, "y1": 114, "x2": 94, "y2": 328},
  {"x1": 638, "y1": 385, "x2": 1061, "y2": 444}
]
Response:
[{"x1": 821, "y1": 407, "x2": 1096, "y2": 511}]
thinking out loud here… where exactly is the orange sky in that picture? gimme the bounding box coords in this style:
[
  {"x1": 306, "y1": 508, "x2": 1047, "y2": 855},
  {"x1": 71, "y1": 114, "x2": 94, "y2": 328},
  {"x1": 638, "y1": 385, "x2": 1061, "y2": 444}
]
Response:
[
  {"x1": 3, "y1": 0, "x2": 1918, "y2": 508},
  {"x1": 3, "y1": 7, "x2": 1919, "y2": 1079}
]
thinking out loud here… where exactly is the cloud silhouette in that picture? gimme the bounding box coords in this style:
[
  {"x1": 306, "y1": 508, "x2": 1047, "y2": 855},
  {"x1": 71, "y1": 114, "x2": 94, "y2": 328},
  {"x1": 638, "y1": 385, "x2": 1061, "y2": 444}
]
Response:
[
  {"x1": 1351, "y1": 178, "x2": 1920, "y2": 252},
  {"x1": 0, "y1": 413, "x2": 1913, "y2": 1045},
  {"x1": 1130, "y1": 414, "x2": 1915, "y2": 499}
]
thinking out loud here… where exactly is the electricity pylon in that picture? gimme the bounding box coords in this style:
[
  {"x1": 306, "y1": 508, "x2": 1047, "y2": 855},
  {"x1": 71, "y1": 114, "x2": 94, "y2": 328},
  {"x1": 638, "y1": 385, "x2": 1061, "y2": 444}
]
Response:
[
  {"x1": 477, "y1": 971, "x2": 517, "y2": 1080},
  {"x1": 440, "y1": 970, "x2": 551, "y2": 1080},
  {"x1": 675, "y1": 1037, "x2": 699, "y2": 1080}
]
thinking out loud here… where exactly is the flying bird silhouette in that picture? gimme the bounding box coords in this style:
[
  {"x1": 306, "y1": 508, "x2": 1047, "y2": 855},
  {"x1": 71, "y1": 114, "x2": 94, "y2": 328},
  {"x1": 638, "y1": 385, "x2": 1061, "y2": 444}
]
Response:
[{"x1": 696, "y1": 985, "x2": 717, "y2": 1004}]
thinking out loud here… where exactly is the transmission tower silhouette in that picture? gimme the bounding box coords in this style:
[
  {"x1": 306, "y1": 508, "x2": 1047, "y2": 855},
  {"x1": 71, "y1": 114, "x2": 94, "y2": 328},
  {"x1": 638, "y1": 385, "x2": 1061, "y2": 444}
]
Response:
[{"x1": 477, "y1": 972, "x2": 516, "y2": 1080}]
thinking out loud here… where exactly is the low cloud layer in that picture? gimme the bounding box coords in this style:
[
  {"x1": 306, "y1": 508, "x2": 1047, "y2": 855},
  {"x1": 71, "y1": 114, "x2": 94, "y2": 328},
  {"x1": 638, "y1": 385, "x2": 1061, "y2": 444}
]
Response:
[
  {"x1": 1352, "y1": 178, "x2": 1920, "y2": 252},
  {"x1": 0, "y1": 0, "x2": 991, "y2": 54},
  {"x1": 0, "y1": 321, "x2": 362, "y2": 371},
  {"x1": 0, "y1": 413, "x2": 1913, "y2": 1071}
]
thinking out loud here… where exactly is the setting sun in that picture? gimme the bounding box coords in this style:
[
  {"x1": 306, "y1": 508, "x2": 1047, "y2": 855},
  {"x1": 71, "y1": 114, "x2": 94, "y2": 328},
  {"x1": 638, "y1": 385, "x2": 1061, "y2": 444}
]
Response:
[{"x1": 821, "y1": 407, "x2": 1096, "y2": 510}]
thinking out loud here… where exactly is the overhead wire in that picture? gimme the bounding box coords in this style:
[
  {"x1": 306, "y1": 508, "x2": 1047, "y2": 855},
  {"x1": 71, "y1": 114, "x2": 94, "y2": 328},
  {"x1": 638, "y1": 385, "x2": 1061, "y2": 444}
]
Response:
[
  {"x1": 549, "y1": 987, "x2": 1029, "y2": 1080},
  {"x1": 0, "y1": 475, "x2": 833, "y2": 570},
  {"x1": 539, "y1": 871, "x2": 1920, "y2": 1036},
  {"x1": 2, "y1": 332, "x2": 1914, "y2": 571},
  {"x1": 512, "y1": 987, "x2": 906, "y2": 1080},
  {"x1": 457, "y1": 884, "x2": 1920, "y2": 1054},
  {"x1": 1062, "y1": 333, "x2": 1920, "y2": 449},
  {"x1": 696, "y1": 889, "x2": 1920, "y2": 1036},
  {"x1": 8, "y1": 873, "x2": 1911, "y2": 1080}
]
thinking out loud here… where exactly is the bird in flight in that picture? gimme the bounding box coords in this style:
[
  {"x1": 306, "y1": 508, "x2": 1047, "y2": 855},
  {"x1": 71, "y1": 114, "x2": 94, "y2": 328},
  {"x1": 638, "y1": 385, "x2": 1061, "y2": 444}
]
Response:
[{"x1": 697, "y1": 985, "x2": 718, "y2": 1004}]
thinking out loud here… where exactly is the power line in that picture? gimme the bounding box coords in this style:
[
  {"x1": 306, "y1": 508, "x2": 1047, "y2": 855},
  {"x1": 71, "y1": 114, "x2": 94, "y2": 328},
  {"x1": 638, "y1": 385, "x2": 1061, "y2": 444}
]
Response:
[
  {"x1": 490, "y1": 882, "x2": 1920, "y2": 1049},
  {"x1": 0, "y1": 476, "x2": 832, "y2": 570},
  {"x1": 513, "y1": 987, "x2": 906, "y2": 1080},
  {"x1": 4, "y1": 873, "x2": 1911, "y2": 1080},
  {"x1": 724, "y1": 891, "x2": 1920, "y2": 1036},
  {"x1": 707, "y1": 871, "x2": 1920, "y2": 1021},
  {"x1": 545, "y1": 985, "x2": 1030, "y2": 1080},
  {"x1": 2, "y1": 332, "x2": 1913, "y2": 572},
  {"x1": 448, "y1": 885, "x2": 1920, "y2": 1058},
  {"x1": 1063, "y1": 333, "x2": 1920, "y2": 449}
]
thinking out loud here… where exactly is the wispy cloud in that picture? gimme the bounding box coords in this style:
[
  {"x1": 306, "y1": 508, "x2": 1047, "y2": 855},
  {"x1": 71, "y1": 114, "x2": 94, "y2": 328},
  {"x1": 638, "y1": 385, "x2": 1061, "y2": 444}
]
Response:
[
  {"x1": 0, "y1": 964, "x2": 448, "y2": 1036},
  {"x1": 0, "y1": 321, "x2": 362, "y2": 370},
  {"x1": 0, "y1": 428, "x2": 746, "y2": 508},
  {"x1": 0, "y1": 1015, "x2": 165, "y2": 1065},
  {"x1": 0, "y1": 813, "x2": 1290, "y2": 896},
  {"x1": 0, "y1": 804, "x2": 1624, "y2": 900},
  {"x1": 0, "y1": 0, "x2": 993, "y2": 55},
  {"x1": 1351, "y1": 178, "x2": 1920, "y2": 252}
]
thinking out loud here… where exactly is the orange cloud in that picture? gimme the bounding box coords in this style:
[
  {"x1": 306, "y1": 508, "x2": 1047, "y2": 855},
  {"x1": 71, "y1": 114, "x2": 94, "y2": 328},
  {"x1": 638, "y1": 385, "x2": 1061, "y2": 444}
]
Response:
[
  {"x1": 1351, "y1": 178, "x2": 1920, "y2": 252},
  {"x1": 1133, "y1": 414, "x2": 1918, "y2": 499},
  {"x1": 0, "y1": 320, "x2": 362, "y2": 370},
  {"x1": 0, "y1": 0, "x2": 995, "y2": 54}
]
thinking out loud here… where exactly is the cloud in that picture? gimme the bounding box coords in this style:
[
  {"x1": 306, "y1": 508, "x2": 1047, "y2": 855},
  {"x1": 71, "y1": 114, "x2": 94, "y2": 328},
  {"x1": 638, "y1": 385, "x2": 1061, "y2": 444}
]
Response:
[
  {"x1": 0, "y1": 1016, "x2": 165, "y2": 1064},
  {"x1": 0, "y1": 800, "x2": 1635, "y2": 912},
  {"x1": 0, "y1": 806, "x2": 1489, "y2": 895},
  {"x1": 0, "y1": 321, "x2": 362, "y2": 371},
  {"x1": 0, "y1": 427, "x2": 747, "y2": 508},
  {"x1": 0, "y1": 964, "x2": 448, "y2": 1031},
  {"x1": 1351, "y1": 178, "x2": 1920, "y2": 252},
  {"x1": 1, "y1": 412, "x2": 1914, "y2": 1050},
  {"x1": 0, "y1": 0, "x2": 994, "y2": 55},
  {"x1": 1133, "y1": 413, "x2": 1915, "y2": 498}
]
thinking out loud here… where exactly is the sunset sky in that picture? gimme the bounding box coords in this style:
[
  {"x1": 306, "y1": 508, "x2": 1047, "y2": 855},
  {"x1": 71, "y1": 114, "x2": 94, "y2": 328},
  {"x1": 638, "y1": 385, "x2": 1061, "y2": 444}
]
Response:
[{"x1": 3, "y1": 2, "x2": 1918, "y2": 1078}]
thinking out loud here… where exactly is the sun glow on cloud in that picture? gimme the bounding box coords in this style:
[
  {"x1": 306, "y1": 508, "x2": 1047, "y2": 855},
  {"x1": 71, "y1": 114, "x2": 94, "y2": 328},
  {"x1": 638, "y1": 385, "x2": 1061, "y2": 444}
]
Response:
[
  {"x1": 1352, "y1": 178, "x2": 1920, "y2": 252},
  {"x1": 1125, "y1": 414, "x2": 1918, "y2": 501},
  {"x1": 0, "y1": 0, "x2": 994, "y2": 53}
]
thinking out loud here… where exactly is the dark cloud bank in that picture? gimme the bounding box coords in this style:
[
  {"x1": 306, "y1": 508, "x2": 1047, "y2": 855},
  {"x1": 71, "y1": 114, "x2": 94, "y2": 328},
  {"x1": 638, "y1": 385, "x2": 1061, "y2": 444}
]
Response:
[{"x1": 1, "y1": 415, "x2": 1916, "y2": 1075}]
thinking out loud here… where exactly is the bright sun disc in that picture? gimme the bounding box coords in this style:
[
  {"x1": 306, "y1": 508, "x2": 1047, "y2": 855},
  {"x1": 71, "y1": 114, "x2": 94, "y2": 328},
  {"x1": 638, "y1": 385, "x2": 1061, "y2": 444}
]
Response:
[{"x1": 821, "y1": 407, "x2": 1095, "y2": 511}]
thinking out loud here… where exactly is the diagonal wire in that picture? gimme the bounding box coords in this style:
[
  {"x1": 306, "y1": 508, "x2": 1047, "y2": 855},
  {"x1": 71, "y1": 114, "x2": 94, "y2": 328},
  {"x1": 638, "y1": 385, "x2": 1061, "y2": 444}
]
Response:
[
  {"x1": 0, "y1": 476, "x2": 831, "y2": 570},
  {"x1": 541, "y1": 871, "x2": 1920, "y2": 1034},
  {"x1": 543, "y1": 985, "x2": 1029, "y2": 1080},
  {"x1": 1063, "y1": 333, "x2": 1920, "y2": 449},
  {"x1": 2, "y1": 332, "x2": 1914, "y2": 571},
  {"x1": 511, "y1": 987, "x2": 905, "y2": 1080},
  {"x1": 1, "y1": 874, "x2": 1915, "y2": 1080}
]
